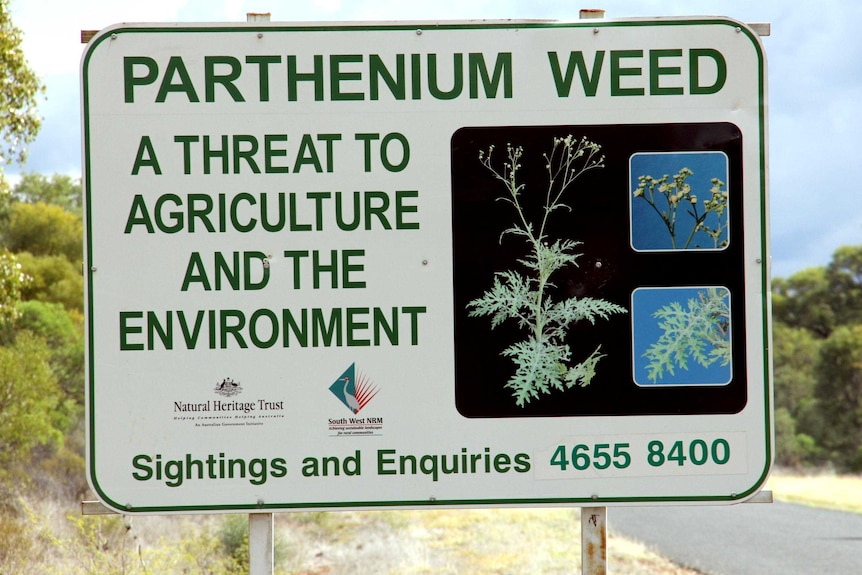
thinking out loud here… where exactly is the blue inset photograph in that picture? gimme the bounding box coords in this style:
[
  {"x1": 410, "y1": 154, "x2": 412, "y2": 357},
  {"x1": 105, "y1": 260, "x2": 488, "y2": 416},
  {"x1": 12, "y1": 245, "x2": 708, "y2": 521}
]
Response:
[
  {"x1": 630, "y1": 151, "x2": 729, "y2": 251},
  {"x1": 632, "y1": 287, "x2": 731, "y2": 386}
]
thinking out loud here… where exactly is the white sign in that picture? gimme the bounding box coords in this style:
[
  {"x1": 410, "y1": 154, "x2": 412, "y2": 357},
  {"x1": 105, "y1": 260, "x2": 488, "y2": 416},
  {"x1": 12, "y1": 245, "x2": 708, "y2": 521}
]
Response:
[{"x1": 82, "y1": 18, "x2": 771, "y2": 513}]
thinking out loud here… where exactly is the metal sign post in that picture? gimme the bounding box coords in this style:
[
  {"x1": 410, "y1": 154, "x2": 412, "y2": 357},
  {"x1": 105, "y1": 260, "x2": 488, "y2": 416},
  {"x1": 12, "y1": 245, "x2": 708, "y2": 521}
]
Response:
[
  {"x1": 249, "y1": 513, "x2": 274, "y2": 575},
  {"x1": 581, "y1": 507, "x2": 607, "y2": 575}
]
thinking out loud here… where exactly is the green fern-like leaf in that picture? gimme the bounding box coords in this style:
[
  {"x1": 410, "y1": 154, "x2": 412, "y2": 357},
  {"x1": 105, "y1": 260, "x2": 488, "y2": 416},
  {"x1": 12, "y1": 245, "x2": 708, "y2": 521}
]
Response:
[
  {"x1": 470, "y1": 136, "x2": 626, "y2": 406},
  {"x1": 566, "y1": 346, "x2": 605, "y2": 388},
  {"x1": 467, "y1": 270, "x2": 536, "y2": 330},
  {"x1": 502, "y1": 336, "x2": 570, "y2": 406},
  {"x1": 643, "y1": 288, "x2": 730, "y2": 382},
  {"x1": 545, "y1": 297, "x2": 629, "y2": 338}
]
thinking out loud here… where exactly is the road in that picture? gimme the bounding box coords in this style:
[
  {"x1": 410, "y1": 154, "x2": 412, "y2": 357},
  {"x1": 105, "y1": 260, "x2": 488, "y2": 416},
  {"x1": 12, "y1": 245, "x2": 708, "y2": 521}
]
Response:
[{"x1": 608, "y1": 500, "x2": 862, "y2": 574}]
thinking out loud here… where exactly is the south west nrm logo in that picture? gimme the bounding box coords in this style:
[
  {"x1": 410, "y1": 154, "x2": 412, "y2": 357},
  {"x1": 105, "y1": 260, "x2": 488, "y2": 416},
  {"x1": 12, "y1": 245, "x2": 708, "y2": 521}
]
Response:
[{"x1": 329, "y1": 363, "x2": 379, "y2": 414}]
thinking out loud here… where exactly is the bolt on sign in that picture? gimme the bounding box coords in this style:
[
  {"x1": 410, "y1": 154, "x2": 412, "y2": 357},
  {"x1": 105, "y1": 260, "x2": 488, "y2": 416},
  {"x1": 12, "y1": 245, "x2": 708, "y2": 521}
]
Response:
[{"x1": 82, "y1": 17, "x2": 771, "y2": 514}]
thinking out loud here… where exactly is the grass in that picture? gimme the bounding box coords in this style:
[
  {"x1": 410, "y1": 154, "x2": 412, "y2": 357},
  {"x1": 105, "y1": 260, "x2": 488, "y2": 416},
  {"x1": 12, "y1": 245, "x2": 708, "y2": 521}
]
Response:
[
  {"x1": 767, "y1": 470, "x2": 862, "y2": 514},
  {"x1": 8, "y1": 471, "x2": 861, "y2": 574},
  {"x1": 275, "y1": 507, "x2": 701, "y2": 575}
]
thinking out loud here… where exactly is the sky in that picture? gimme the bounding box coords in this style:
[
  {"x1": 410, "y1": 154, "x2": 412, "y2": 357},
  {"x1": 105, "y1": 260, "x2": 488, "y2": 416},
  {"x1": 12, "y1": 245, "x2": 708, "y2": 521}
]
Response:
[{"x1": 7, "y1": 0, "x2": 861, "y2": 279}]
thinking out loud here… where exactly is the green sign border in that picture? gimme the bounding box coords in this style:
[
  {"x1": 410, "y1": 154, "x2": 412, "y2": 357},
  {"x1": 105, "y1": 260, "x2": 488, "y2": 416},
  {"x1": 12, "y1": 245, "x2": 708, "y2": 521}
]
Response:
[{"x1": 82, "y1": 17, "x2": 771, "y2": 514}]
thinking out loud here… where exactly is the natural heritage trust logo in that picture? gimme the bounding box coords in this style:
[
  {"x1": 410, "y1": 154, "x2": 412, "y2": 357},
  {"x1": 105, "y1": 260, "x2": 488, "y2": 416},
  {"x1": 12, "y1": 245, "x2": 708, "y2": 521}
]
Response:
[
  {"x1": 214, "y1": 377, "x2": 242, "y2": 397},
  {"x1": 328, "y1": 363, "x2": 378, "y2": 414}
]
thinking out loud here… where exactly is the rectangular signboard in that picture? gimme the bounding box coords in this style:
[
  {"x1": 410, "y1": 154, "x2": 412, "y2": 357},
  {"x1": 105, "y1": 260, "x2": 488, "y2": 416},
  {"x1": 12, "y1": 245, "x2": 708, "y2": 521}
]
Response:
[{"x1": 82, "y1": 17, "x2": 771, "y2": 513}]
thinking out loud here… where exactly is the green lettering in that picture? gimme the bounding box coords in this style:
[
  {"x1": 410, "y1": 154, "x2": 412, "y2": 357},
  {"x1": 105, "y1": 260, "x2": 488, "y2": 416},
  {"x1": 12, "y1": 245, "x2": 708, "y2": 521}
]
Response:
[
  {"x1": 249, "y1": 309, "x2": 278, "y2": 348},
  {"x1": 469, "y1": 52, "x2": 512, "y2": 98},
  {"x1": 342, "y1": 249, "x2": 365, "y2": 288},
  {"x1": 287, "y1": 54, "x2": 324, "y2": 101},
  {"x1": 205, "y1": 56, "x2": 245, "y2": 102},
  {"x1": 373, "y1": 307, "x2": 398, "y2": 345},
  {"x1": 312, "y1": 308, "x2": 342, "y2": 347},
  {"x1": 120, "y1": 311, "x2": 144, "y2": 350},
  {"x1": 244, "y1": 251, "x2": 270, "y2": 289},
  {"x1": 131, "y1": 136, "x2": 162, "y2": 175},
  {"x1": 174, "y1": 135, "x2": 199, "y2": 175},
  {"x1": 330, "y1": 54, "x2": 364, "y2": 101},
  {"x1": 264, "y1": 134, "x2": 289, "y2": 174},
  {"x1": 220, "y1": 309, "x2": 248, "y2": 348},
  {"x1": 125, "y1": 195, "x2": 155, "y2": 233},
  {"x1": 649, "y1": 49, "x2": 683, "y2": 95},
  {"x1": 346, "y1": 307, "x2": 370, "y2": 347},
  {"x1": 395, "y1": 190, "x2": 419, "y2": 229},
  {"x1": 214, "y1": 252, "x2": 240, "y2": 290},
  {"x1": 148, "y1": 311, "x2": 172, "y2": 349},
  {"x1": 364, "y1": 191, "x2": 391, "y2": 230},
  {"x1": 181, "y1": 252, "x2": 212, "y2": 291},
  {"x1": 245, "y1": 55, "x2": 281, "y2": 101},
  {"x1": 610, "y1": 50, "x2": 644, "y2": 96},
  {"x1": 427, "y1": 53, "x2": 463, "y2": 100},
  {"x1": 124, "y1": 56, "x2": 158, "y2": 103},
  {"x1": 547, "y1": 51, "x2": 604, "y2": 97},
  {"x1": 154, "y1": 194, "x2": 184, "y2": 233},
  {"x1": 690, "y1": 48, "x2": 727, "y2": 95},
  {"x1": 232, "y1": 135, "x2": 261, "y2": 174},
  {"x1": 369, "y1": 54, "x2": 405, "y2": 100},
  {"x1": 293, "y1": 134, "x2": 323, "y2": 173},
  {"x1": 156, "y1": 56, "x2": 200, "y2": 102}
]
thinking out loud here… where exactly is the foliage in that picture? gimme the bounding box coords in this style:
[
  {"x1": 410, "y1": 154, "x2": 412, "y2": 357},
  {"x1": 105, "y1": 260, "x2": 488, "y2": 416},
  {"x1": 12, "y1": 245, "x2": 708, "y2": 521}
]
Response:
[
  {"x1": 813, "y1": 324, "x2": 862, "y2": 470},
  {"x1": 772, "y1": 267, "x2": 835, "y2": 337},
  {"x1": 632, "y1": 168, "x2": 728, "y2": 249},
  {"x1": 0, "y1": 0, "x2": 43, "y2": 173},
  {"x1": 825, "y1": 244, "x2": 862, "y2": 326},
  {"x1": 467, "y1": 136, "x2": 626, "y2": 406},
  {"x1": 0, "y1": 248, "x2": 28, "y2": 327},
  {"x1": 774, "y1": 407, "x2": 819, "y2": 467},
  {"x1": 642, "y1": 287, "x2": 730, "y2": 382},
  {"x1": 219, "y1": 513, "x2": 250, "y2": 572},
  {"x1": 15, "y1": 252, "x2": 84, "y2": 312},
  {"x1": 14, "y1": 300, "x2": 84, "y2": 404},
  {"x1": 768, "y1": 245, "x2": 862, "y2": 470},
  {"x1": 12, "y1": 172, "x2": 82, "y2": 214},
  {"x1": 771, "y1": 321, "x2": 820, "y2": 416},
  {"x1": 0, "y1": 331, "x2": 64, "y2": 471},
  {"x1": 30, "y1": 512, "x2": 246, "y2": 575},
  {"x1": 4, "y1": 202, "x2": 83, "y2": 262}
]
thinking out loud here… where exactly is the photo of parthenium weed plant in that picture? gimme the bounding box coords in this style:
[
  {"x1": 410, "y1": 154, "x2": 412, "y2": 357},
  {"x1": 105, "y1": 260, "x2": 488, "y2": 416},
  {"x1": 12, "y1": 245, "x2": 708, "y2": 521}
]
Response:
[
  {"x1": 629, "y1": 151, "x2": 729, "y2": 251},
  {"x1": 452, "y1": 122, "x2": 747, "y2": 417},
  {"x1": 465, "y1": 136, "x2": 627, "y2": 407},
  {"x1": 631, "y1": 286, "x2": 732, "y2": 386}
]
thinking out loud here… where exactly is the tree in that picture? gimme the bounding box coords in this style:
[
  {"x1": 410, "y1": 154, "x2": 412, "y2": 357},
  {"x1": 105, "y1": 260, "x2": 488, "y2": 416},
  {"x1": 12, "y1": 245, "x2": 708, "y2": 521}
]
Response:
[
  {"x1": 0, "y1": 249, "x2": 27, "y2": 327},
  {"x1": 0, "y1": 0, "x2": 43, "y2": 186},
  {"x1": 11, "y1": 172, "x2": 82, "y2": 214},
  {"x1": 15, "y1": 252, "x2": 83, "y2": 312},
  {"x1": 813, "y1": 324, "x2": 862, "y2": 470},
  {"x1": 14, "y1": 300, "x2": 83, "y2": 405},
  {"x1": 0, "y1": 332, "x2": 63, "y2": 471},
  {"x1": 3, "y1": 202, "x2": 82, "y2": 262},
  {"x1": 772, "y1": 321, "x2": 820, "y2": 416},
  {"x1": 772, "y1": 266, "x2": 834, "y2": 337},
  {"x1": 826, "y1": 245, "x2": 862, "y2": 326}
]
